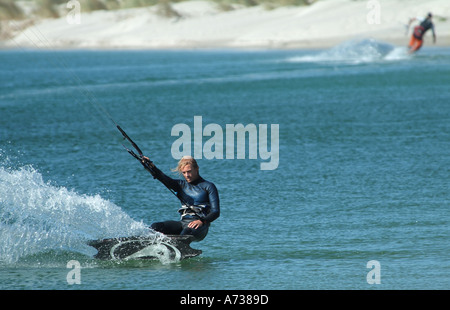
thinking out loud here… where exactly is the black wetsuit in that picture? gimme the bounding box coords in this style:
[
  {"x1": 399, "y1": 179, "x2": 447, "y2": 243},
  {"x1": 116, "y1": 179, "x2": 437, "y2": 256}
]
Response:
[
  {"x1": 150, "y1": 167, "x2": 220, "y2": 241},
  {"x1": 413, "y1": 18, "x2": 435, "y2": 40}
]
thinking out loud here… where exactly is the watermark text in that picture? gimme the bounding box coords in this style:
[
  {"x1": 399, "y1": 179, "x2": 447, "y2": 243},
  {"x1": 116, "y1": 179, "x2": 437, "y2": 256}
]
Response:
[
  {"x1": 66, "y1": 260, "x2": 81, "y2": 285},
  {"x1": 171, "y1": 116, "x2": 279, "y2": 170},
  {"x1": 66, "y1": 0, "x2": 81, "y2": 25},
  {"x1": 366, "y1": 0, "x2": 381, "y2": 25},
  {"x1": 366, "y1": 260, "x2": 381, "y2": 284}
]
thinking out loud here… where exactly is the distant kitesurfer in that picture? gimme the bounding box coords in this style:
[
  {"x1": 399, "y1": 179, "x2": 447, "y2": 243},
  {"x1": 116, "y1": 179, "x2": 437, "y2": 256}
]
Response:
[
  {"x1": 408, "y1": 12, "x2": 436, "y2": 53},
  {"x1": 143, "y1": 155, "x2": 220, "y2": 241}
]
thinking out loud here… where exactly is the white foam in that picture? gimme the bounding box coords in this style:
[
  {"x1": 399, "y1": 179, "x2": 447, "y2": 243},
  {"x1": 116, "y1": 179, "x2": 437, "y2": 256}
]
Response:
[
  {"x1": 287, "y1": 39, "x2": 411, "y2": 65},
  {"x1": 0, "y1": 165, "x2": 150, "y2": 264}
]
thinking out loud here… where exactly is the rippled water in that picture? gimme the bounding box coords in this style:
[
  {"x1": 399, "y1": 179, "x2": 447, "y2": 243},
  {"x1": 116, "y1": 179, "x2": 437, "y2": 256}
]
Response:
[{"x1": 1, "y1": 40, "x2": 449, "y2": 289}]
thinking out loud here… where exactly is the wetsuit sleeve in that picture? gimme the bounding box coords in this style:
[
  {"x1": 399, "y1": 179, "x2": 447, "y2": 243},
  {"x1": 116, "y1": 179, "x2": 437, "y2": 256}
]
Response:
[
  {"x1": 203, "y1": 183, "x2": 220, "y2": 224},
  {"x1": 151, "y1": 165, "x2": 181, "y2": 192}
]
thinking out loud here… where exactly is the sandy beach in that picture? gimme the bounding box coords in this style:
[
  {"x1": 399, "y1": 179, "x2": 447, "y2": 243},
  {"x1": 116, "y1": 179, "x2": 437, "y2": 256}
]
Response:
[{"x1": 2, "y1": 0, "x2": 450, "y2": 49}]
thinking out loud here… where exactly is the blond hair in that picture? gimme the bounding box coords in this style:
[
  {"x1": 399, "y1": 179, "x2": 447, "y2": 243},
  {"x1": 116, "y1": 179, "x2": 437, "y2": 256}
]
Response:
[{"x1": 172, "y1": 156, "x2": 199, "y2": 174}]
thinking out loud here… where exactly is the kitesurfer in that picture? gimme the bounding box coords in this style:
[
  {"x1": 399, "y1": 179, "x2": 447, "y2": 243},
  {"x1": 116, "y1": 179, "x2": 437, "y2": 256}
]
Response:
[
  {"x1": 143, "y1": 156, "x2": 220, "y2": 241},
  {"x1": 408, "y1": 12, "x2": 436, "y2": 53}
]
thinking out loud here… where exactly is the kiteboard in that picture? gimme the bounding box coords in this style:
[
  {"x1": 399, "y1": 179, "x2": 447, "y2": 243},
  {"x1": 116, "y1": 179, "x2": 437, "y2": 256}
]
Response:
[{"x1": 88, "y1": 235, "x2": 202, "y2": 261}]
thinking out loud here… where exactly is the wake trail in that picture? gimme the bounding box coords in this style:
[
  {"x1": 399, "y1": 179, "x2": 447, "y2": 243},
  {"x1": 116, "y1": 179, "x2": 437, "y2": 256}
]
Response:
[
  {"x1": 0, "y1": 164, "x2": 159, "y2": 265},
  {"x1": 286, "y1": 39, "x2": 411, "y2": 65}
]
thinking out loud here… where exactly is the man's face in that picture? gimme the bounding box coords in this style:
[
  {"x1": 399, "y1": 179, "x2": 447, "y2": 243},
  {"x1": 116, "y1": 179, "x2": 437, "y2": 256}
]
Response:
[{"x1": 181, "y1": 164, "x2": 199, "y2": 183}]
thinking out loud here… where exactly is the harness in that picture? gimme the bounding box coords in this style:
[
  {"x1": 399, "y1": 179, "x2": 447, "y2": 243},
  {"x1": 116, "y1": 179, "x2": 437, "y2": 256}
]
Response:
[
  {"x1": 413, "y1": 25, "x2": 425, "y2": 39},
  {"x1": 178, "y1": 204, "x2": 209, "y2": 219},
  {"x1": 413, "y1": 19, "x2": 433, "y2": 40}
]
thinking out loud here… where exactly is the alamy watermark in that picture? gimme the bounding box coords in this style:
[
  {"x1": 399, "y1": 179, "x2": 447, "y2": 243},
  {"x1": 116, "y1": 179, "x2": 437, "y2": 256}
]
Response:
[
  {"x1": 366, "y1": 260, "x2": 381, "y2": 284},
  {"x1": 65, "y1": 258, "x2": 380, "y2": 285},
  {"x1": 366, "y1": 0, "x2": 381, "y2": 25},
  {"x1": 66, "y1": 260, "x2": 81, "y2": 285},
  {"x1": 171, "y1": 116, "x2": 279, "y2": 171},
  {"x1": 66, "y1": 0, "x2": 81, "y2": 25}
]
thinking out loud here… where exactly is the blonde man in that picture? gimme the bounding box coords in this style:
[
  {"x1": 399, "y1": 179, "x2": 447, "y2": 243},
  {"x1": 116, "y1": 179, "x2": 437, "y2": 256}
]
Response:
[{"x1": 144, "y1": 156, "x2": 220, "y2": 241}]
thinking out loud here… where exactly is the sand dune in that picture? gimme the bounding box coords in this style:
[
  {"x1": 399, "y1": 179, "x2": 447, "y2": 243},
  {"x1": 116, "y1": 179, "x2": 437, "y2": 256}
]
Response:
[{"x1": 2, "y1": 0, "x2": 450, "y2": 49}]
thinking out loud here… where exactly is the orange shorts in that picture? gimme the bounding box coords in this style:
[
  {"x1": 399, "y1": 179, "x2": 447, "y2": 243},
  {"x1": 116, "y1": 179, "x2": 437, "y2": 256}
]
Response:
[{"x1": 409, "y1": 36, "x2": 423, "y2": 52}]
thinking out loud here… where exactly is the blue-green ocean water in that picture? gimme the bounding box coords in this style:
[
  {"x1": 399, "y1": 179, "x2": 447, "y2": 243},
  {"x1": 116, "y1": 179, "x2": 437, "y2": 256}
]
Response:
[{"x1": 0, "y1": 40, "x2": 449, "y2": 290}]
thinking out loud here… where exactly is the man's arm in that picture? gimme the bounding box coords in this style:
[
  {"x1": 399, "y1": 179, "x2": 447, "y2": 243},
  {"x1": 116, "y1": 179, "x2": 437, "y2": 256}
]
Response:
[
  {"x1": 142, "y1": 156, "x2": 180, "y2": 191},
  {"x1": 203, "y1": 183, "x2": 220, "y2": 224}
]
